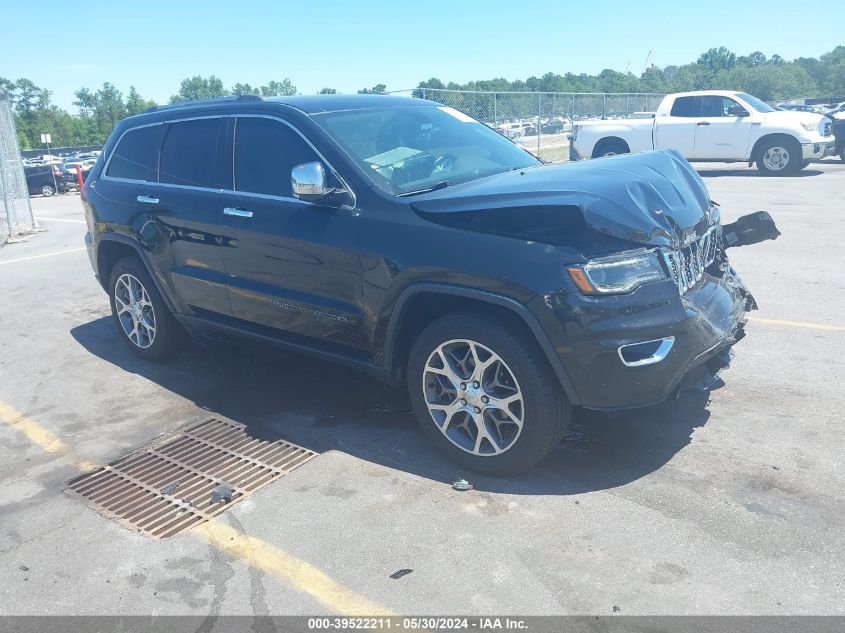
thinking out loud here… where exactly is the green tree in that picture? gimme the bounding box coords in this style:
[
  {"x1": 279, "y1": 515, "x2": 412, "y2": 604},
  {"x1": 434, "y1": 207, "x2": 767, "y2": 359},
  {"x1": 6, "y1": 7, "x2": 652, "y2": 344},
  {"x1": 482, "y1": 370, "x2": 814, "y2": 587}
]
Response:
[
  {"x1": 260, "y1": 79, "x2": 297, "y2": 96},
  {"x1": 697, "y1": 47, "x2": 737, "y2": 71},
  {"x1": 319, "y1": 87, "x2": 338, "y2": 94},
  {"x1": 357, "y1": 84, "x2": 387, "y2": 94},
  {"x1": 231, "y1": 83, "x2": 260, "y2": 95},
  {"x1": 170, "y1": 75, "x2": 229, "y2": 102},
  {"x1": 125, "y1": 86, "x2": 156, "y2": 116}
]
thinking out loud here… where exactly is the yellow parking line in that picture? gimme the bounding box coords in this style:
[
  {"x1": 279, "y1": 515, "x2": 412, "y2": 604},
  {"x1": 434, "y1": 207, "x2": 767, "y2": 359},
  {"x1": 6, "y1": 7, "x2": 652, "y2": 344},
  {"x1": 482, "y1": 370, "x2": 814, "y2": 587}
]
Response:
[
  {"x1": 0, "y1": 247, "x2": 86, "y2": 266},
  {"x1": 196, "y1": 521, "x2": 394, "y2": 615},
  {"x1": 748, "y1": 315, "x2": 845, "y2": 332},
  {"x1": 0, "y1": 400, "x2": 393, "y2": 616},
  {"x1": 0, "y1": 401, "x2": 97, "y2": 472}
]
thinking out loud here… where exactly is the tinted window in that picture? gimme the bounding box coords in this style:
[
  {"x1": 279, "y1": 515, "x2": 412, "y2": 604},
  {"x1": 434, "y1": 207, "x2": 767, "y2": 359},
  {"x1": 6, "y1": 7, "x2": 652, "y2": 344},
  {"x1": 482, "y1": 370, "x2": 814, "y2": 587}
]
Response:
[
  {"x1": 106, "y1": 125, "x2": 161, "y2": 181},
  {"x1": 670, "y1": 96, "x2": 696, "y2": 117},
  {"x1": 159, "y1": 118, "x2": 223, "y2": 188},
  {"x1": 234, "y1": 118, "x2": 319, "y2": 197},
  {"x1": 700, "y1": 96, "x2": 742, "y2": 117}
]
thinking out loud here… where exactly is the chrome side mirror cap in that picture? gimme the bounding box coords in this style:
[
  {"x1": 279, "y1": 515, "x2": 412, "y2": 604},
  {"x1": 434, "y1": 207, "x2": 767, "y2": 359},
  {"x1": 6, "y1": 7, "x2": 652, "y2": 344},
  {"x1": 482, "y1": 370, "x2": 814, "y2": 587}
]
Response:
[{"x1": 291, "y1": 161, "x2": 352, "y2": 206}]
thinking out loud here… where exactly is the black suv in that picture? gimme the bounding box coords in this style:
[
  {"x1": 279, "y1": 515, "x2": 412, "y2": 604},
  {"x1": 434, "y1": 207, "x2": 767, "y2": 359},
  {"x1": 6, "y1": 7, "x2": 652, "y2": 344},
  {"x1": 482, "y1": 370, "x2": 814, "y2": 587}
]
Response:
[
  {"x1": 82, "y1": 94, "x2": 776, "y2": 473},
  {"x1": 25, "y1": 164, "x2": 69, "y2": 197}
]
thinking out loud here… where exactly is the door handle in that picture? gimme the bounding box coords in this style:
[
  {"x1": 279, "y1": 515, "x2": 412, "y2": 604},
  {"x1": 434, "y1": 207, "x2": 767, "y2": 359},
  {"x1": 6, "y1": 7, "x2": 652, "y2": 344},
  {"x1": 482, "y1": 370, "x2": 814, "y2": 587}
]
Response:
[
  {"x1": 696, "y1": 121, "x2": 710, "y2": 127},
  {"x1": 137, "y1": 195, "x2": 159, "y2": 204},
  {"x1": 223, "y1": 207, "x2": 253, "y2": 218}
]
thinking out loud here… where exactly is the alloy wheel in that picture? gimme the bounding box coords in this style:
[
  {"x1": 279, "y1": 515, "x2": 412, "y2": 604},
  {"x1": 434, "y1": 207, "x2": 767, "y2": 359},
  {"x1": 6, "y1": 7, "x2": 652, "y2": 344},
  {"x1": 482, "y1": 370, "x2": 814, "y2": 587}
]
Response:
[
  {"x1": 114, "y1": 273, "x2": 157, "y2": 349},
  {"x1": 422, "y1": 339, "x2": 524, "y2": 456},
  {"x1": 41, "y1": 184, "x2": 55, "y2": 196},
  {"x1": 762, "y1": 146, "x2": 789, "y2": 171}
]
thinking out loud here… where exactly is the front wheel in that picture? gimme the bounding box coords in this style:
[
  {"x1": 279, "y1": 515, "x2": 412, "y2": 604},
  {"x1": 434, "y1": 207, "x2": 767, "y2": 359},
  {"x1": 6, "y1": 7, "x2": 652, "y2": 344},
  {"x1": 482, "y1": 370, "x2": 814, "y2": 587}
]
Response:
[
  {"x1": 41, "y1": 183, "x2": 55, "y2": 197},
  {"x1": 407, "y1": 313, "x2": 571, "y2": 474},
  {"x1": 756, "y1": 138, "x2": 802, "y2": 175}
]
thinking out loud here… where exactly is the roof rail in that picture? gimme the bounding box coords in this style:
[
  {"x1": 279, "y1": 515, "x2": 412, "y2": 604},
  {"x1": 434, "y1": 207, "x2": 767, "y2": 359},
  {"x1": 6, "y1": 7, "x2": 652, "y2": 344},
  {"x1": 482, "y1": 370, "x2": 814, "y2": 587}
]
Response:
[{"x1": 142, "y1": 93, "x2": 264, "y2": 114}]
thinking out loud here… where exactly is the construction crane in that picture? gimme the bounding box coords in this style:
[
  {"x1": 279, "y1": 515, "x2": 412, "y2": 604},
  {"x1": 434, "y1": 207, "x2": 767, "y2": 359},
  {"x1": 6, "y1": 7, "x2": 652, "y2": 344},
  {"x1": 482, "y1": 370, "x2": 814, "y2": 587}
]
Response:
[{"x1": 642, "y1": 50, "x2": 653, "y2": 74}]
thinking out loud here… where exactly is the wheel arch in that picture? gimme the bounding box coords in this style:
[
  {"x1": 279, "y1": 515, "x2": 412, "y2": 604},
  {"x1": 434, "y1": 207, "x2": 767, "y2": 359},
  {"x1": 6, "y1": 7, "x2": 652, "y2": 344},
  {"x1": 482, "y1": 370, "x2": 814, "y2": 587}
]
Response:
[
  {"x1": 592, "y1": 136, "x2": 631, "y2": 158},
  {"x1": 382, "y1": 283, "x2": 581, "y2": 405},
  {"x1": 96, "y1": 235, "x2": 178, "y2": 314},
  {"x1": 748, "y1": 133, "x2": 801, "y2": 165}
]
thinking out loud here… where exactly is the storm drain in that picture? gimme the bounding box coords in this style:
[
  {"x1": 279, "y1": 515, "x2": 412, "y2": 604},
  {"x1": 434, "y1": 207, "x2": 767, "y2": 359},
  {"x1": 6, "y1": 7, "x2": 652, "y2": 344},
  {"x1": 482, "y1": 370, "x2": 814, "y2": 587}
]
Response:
[{"x1": 66, "y1": 417, "x2": 316, "y2": 538}]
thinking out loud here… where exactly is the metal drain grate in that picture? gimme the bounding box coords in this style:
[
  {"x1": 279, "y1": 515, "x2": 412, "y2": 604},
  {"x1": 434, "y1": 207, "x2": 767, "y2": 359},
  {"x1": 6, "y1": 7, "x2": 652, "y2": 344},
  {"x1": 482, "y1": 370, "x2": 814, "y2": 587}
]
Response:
[{"x1": 66, "y1": 417, "x2": 316, "y2": 538}]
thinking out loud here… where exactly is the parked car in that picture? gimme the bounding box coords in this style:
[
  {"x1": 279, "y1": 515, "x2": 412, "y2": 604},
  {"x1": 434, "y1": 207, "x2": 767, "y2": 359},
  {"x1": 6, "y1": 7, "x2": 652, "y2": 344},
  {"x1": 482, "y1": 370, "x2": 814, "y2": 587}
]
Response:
[
  {"x1": 495, "y1": 121, "x2": 535, "y2": 139},
  {"x1": 777, "y1": 103, "x2": 817, "y2": 113},
  {"x1": 61, "y1": 158, "x2": 98, "y2": 188},
  {"x1": 82, "y1": 94, "x2": 778, "y2": 473},
  {"x1": 24, "y1": 164, "x2": 69, "y2": 197},
  {"x1": 570, "y1": 90, "x2": 836, "y2": 175},
  {"x1": 826, "y1": 114, "x2": 845, "y2": 162}
]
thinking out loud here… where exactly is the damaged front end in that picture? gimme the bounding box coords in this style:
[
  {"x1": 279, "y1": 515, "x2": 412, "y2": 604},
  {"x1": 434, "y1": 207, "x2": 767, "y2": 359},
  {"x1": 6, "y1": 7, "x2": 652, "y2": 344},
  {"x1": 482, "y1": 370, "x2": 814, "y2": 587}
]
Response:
[{"x1": 410, "y1": 149, "x2": 780, "y2": 410}]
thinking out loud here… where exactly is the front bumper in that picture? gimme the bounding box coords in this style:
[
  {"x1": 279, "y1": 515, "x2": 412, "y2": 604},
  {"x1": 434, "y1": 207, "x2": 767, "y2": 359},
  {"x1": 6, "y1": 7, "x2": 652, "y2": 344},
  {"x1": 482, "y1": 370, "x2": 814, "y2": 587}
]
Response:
[
  {"x1": 535, "y1": 261, "x2": 753, "y2": 410},
  {"x1": 801, "y1": 141, "x2": 836, "y2": 159}
]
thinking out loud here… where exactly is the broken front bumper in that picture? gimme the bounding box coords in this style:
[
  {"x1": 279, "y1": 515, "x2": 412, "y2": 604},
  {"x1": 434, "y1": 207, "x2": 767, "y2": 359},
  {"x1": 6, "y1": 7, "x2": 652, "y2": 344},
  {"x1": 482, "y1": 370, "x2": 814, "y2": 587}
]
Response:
[{"x1": 534, "y1": 263, "x2": 753, "y2": 410}]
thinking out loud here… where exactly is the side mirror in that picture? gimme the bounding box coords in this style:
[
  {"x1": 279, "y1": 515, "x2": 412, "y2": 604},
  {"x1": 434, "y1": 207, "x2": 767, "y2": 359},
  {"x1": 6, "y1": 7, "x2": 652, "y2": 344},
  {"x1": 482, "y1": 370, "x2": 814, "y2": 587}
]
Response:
[
  {"x1": 291, "y1": 162, "x2": 352, "y2": 206},
  {"x1": 728, "y1": 105, "x2": 750, "y2": 117}
]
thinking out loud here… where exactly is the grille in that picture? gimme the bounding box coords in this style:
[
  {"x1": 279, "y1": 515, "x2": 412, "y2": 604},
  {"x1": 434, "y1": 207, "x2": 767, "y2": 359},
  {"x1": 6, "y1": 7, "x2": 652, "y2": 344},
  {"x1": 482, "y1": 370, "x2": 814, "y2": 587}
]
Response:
[
  {"x1": 660, "y1": 225, "x2": 720, "y2": 294},
  {"x1": 66, "y1": 418, "x2": 316, "y2": 538}
]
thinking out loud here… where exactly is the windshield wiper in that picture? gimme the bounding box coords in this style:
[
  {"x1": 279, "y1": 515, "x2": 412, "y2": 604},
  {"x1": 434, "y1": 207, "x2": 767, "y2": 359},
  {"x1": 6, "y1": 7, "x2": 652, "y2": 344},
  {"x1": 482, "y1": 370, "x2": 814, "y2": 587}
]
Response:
[{"x1": 397, "y1": 181, "x2": 450, "y2": 197}]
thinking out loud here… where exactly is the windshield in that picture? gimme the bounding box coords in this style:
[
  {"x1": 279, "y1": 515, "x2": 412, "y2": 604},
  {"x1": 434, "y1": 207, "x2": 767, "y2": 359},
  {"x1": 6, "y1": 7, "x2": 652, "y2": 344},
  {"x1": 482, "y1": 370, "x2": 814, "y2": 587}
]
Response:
[
  {"x1": 313, "y1": 105, "x2": 540, "y2": 195},
  {"x1": 737, "y1": 93, "x2": 776, "y2": 113}
]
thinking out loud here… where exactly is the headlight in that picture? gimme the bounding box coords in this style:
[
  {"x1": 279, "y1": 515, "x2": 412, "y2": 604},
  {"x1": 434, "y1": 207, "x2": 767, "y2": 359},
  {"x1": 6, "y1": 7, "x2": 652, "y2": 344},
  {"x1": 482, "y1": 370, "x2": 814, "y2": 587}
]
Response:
[
  {"x1": 567, "y1": 251, "x2": 666, "y2": 294},
  {"x1": 800, "y1": 120, "x2": 818, "y2": 132}
]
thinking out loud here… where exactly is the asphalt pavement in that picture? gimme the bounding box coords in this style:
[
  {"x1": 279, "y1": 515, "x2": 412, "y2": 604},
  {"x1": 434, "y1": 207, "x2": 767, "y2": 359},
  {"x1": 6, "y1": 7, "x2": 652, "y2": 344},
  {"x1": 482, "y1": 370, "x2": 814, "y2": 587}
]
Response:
[{"x1": 1, "y1": 159, "x2": 843, "y2": 617}]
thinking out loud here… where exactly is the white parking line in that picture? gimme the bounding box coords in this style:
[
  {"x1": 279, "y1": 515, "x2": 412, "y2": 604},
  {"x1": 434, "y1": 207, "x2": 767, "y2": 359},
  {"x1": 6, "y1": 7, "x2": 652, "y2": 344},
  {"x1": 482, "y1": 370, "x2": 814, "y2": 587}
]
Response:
[
  {"x1": 0, "y1": 247, "x2": 86, "y2": 266},
  {"x1": 36, "y1": 217, "x2": 86, "y2": 224}
]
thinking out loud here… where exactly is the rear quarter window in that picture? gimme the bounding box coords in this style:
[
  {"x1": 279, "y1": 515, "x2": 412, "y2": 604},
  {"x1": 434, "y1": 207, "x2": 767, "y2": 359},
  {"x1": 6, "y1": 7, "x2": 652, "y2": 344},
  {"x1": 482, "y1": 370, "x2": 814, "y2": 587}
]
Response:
[{"x1": 106, "y1": 125, "x2": 162, "y2": 181}]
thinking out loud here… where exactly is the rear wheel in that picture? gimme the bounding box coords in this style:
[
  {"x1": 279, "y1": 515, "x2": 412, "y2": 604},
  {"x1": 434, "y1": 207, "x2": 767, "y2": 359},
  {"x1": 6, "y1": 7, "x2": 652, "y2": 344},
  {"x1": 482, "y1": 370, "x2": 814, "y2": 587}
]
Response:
[
  {"x1": 594, "y1": 141, "x2": 628, "y2": 158},
  {"x1": 41, "y1": 183, "x2": 55, "y2": 197},
  {"x1": 756, "y1": 137, "x2": 802, "y2": 175},
  {"x1": 108, "y1": 256, "x2": 184, "y2": 361},
  {"x1": 407, "y1": 313, "x2": 571, "y2": 474}
]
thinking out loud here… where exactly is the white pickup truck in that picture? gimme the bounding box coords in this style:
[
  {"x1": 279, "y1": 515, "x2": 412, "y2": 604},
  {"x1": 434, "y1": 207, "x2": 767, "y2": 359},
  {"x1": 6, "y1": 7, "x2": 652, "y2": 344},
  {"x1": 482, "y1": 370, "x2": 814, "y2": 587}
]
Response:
[{"x1": 569, "y1": 90, "x2": 835, "y2": 175}]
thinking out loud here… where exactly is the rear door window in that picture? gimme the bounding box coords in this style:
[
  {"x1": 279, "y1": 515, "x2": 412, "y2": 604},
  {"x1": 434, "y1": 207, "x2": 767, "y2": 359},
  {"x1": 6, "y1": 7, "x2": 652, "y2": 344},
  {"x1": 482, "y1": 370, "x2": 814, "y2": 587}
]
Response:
[
  {"x1": 234, "y1": 117, "x2": 320, "y2": 198},
  {"x1": 670, "y1": 96, "x2": 697, "y2": 117},
  {"x1": 159, "y1": 118, "x2": 225, "y2": 188},
  {"x1": 106, "y1": 125, "x2": 162, "y2": 181}
]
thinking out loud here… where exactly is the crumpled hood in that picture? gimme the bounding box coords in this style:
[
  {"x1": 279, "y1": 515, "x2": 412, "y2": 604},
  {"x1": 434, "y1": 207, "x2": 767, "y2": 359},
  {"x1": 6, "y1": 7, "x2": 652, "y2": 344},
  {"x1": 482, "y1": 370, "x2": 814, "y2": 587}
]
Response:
[{"x1": 410, "y1": 149, "x2": 715, "y2": 249}]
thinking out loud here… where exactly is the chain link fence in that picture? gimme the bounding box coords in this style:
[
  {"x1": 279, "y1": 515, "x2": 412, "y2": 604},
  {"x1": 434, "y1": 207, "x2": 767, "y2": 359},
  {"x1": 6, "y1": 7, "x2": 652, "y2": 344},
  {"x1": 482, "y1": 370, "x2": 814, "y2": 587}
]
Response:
[
  {"x1": 391, "y1": 89, "x2": 665, "y2": 163},
  {"x1": 1, "y1": 86, "x2": 35, "y2": 246}
]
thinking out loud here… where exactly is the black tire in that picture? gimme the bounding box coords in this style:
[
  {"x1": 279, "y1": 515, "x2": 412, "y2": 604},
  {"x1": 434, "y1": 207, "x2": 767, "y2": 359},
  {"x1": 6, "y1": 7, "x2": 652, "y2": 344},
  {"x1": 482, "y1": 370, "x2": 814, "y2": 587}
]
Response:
[
  {"x1": 407, "y1": 312, "x2": 571, "y2": 474},
  {"x1": 41, "y1": 183, "x2": 55, "y2": 197},
  {"x1": 512, "y1": 132, "x2": 522, "y2": 140},
  {"x1": 594, "y1": 141, "x2": 628, "y2": 158},
  {"x1": 108, "y1": 256, "x2": 184, "y2": 361},
  {"x1": 755, "y1": 137, "x2": 802, "y2": 175},
  {"x1": 799, "y1": 159, "x2": 811, "y2": 170},
  {"x1": 840, "y1": 146, "x2": 845, "y2": 163}
]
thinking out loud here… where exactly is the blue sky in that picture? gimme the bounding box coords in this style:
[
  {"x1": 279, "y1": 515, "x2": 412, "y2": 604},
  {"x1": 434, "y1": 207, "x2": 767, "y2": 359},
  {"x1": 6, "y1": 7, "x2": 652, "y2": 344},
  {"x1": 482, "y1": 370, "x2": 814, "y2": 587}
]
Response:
[{"x1": 2, "y1": 0, "x2": 843, "y2": 110}]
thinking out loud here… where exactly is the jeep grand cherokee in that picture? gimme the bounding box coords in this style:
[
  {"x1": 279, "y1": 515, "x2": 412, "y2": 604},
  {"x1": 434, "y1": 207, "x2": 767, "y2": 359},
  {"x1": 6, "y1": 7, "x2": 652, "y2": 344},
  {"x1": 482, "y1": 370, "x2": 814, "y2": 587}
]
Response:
[{"x1": 81, "y1": 94, "x2": 777, "y2": 473}]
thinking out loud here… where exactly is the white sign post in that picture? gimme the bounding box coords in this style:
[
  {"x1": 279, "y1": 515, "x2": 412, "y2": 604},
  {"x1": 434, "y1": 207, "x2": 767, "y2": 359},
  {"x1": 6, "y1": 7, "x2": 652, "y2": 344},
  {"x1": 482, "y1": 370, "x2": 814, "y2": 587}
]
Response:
[{"x1": 40, "y1": 133, "x2": 59, "y2": 194}]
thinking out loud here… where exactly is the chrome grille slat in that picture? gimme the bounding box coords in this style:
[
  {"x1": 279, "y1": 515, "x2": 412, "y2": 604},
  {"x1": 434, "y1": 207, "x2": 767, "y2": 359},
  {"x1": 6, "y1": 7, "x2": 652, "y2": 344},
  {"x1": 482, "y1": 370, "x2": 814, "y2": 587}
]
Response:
[{"x1": 661, "y1": 225, "x2": 720, "y2": 295}]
